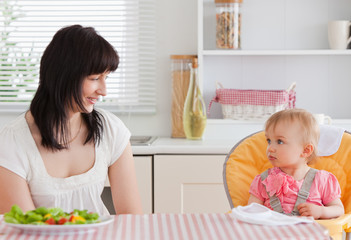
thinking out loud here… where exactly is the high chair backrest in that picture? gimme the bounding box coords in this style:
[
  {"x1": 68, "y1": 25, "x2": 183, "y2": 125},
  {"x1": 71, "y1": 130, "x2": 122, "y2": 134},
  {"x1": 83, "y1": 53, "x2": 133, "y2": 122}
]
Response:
[{"x1": 223, "y1": 130, "x2": 351, "y2": 213}]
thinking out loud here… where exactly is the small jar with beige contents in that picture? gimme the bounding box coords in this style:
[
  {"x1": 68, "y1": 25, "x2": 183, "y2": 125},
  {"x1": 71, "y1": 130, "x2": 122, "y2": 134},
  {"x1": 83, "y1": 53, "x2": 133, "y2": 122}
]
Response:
[
  {"x1": 215, "y1": 0, "x2": 242, "y2": 49},
  {"x1": 170, "y1": 55, "x2": 197, "y2": 138}
]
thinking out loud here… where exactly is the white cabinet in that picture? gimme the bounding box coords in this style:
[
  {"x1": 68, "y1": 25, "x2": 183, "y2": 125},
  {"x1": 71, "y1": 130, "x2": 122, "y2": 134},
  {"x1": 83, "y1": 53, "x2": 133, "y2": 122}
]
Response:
[
  {"x1": 134, "y1": 156, "x2": 153, "y2": 214},
  {"x1": 198, "y1": 0, "x2": 351, "y2": 119},
  {"x1": 104, "y1": 156, "x2": 152, "y2": 214},
  {"x1": 154, "y1": 155, "x2": 230, "y2": 213}
]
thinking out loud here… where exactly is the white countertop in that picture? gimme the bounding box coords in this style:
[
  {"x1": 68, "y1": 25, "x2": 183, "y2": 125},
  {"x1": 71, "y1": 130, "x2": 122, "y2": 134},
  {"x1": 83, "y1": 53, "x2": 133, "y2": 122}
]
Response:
[
  {"x1": 131, "y1": 119, "x2": 351, "y2": 155},
  {"x1": 131, "y1": 119, "x2": 263, "y2": 155},
  {"x1": 132, "y1": 137, "x2": 239, "y2": 155}
]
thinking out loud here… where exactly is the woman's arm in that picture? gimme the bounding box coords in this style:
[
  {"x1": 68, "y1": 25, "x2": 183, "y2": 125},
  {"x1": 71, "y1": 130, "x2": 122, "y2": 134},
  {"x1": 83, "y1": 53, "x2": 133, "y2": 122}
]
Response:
[
  {"x1": 0, "y1": 166, "x2": 35, "y2": 214},
  {"x1": 297, "y1": 199, "x2": 344, "y2": 219},
  {"x1": 108, "y1": 142, "x2": 143, "y2": 214}
]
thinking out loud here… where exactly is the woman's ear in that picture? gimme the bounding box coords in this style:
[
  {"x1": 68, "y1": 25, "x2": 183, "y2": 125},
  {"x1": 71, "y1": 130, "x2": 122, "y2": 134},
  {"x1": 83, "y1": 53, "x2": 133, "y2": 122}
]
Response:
[{"x1": 301, "y1": 144, "x2": 314, "y2": 158}]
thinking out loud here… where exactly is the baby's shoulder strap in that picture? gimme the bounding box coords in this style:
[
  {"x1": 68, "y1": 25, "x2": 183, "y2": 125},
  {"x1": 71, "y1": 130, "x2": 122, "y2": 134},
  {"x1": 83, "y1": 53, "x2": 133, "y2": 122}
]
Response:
[
  {"x1": 260, "y1": 169, "x2": 269, "y2": 181},
  {"x1": 290, "y1": 168, "x2": 318, "y2": 215},
  {"x1": 260, "y1": 168, "x2": 318, "y2": 216},
  {"x1": 260, "y1": 169, "x2": 285, "y2": 214}
]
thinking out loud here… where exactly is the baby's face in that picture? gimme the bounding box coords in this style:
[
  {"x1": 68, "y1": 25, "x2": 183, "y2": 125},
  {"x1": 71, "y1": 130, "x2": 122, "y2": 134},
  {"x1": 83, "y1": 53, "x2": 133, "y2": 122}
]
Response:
[{"x1": 265, "y1": 120, "x2": 306, "y2": 169}]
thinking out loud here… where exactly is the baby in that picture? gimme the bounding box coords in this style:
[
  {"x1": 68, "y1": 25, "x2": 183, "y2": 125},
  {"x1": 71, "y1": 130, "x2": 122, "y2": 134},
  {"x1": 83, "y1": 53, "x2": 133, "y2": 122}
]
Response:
[{"x1": 248, "y1": 109, "x2": 344, "y2": 219}]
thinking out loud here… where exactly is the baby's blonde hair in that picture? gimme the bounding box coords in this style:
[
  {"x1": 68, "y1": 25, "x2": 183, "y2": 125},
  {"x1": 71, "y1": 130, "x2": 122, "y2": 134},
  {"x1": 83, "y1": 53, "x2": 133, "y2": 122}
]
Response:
[{"x1": 265, "y1": 109, "x2": 320, "y2": 163}]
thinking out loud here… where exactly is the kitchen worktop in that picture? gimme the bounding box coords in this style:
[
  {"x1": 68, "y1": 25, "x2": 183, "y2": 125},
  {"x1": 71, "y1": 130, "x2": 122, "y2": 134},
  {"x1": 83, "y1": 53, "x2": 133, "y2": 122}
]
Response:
[
  {"x1": 131, "y1": 119, "x2": 351, "y2": 155},
  {"x1": 132, "y1": 137, "x2": 238, "y2": 155}
]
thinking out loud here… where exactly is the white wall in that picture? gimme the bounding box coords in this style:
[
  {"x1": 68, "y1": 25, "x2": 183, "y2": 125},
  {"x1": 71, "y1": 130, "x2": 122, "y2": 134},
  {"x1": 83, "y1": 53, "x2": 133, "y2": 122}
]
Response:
[
  {"x1": 1, "y1": 0, "x2": 350, "y2": 136},
  {"x1": 0, "y1": 0, "x2": 198, "y2": 137},
  {"x1": 202, "y1": 0, "x2": 351, "y2": 119},
  {"x1": 117, "y1": 0, "x2": 198, "y2": 136}
]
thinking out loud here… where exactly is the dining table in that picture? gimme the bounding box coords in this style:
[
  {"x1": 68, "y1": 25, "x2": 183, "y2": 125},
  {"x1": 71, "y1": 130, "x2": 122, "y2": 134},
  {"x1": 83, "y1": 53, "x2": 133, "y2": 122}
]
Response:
[{"x1": 0, "y1": 213, "x2": 329, "y2": 240}]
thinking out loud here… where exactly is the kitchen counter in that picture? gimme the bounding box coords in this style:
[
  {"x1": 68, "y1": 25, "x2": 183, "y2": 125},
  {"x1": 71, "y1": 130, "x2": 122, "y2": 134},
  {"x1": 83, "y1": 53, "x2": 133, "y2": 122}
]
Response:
[
  {"x1": 132, "y1": 137, "x2": 238, "y2": 155},
  {"x1": 131, "y1": 119, "x2": 351, "y2": 155},
  {"x1": 131, "y1": 119, "x2": 264, "y2": 155}
]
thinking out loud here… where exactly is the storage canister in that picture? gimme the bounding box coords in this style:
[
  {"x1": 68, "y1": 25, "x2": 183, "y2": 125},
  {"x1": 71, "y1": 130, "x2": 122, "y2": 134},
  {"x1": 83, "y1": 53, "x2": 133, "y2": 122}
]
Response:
[
  {"x1": 215, "y1": 0, "x2": 242, "y2": 49},
  {"x1": 171, "y1": 55, "x2": 197, "y2": 138}
]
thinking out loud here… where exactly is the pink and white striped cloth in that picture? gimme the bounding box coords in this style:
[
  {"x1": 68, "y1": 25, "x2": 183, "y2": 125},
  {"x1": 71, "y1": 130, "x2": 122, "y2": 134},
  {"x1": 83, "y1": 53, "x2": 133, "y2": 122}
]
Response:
[{"x1": 0, "y1": 213, "x2": 328, "y2": 240}]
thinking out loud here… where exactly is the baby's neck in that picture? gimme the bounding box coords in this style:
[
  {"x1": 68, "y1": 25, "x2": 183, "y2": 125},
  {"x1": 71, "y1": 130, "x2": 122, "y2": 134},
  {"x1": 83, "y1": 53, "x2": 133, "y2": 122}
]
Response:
[{"x1": 279, "y1": 165, "x2": 310, "y2": 181}]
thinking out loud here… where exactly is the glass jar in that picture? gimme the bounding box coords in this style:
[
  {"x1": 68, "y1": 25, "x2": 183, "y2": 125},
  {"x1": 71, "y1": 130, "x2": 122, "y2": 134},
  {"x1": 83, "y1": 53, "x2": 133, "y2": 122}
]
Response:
[
  {"x1": 215, "y1": 0, "x2": 242, "y2": 49},
  {"x1": 183, "y1": 58, "x2": 207, "y2": 140},
  {"x1": 170, "y1": 55, "x2": 197, "y2": 138}
]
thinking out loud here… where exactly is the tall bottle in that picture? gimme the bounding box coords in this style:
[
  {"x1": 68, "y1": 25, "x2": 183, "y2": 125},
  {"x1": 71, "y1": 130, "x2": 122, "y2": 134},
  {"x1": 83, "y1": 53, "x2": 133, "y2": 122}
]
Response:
[
  {"x1": 183, "y1": 58, "x2": 207, "y2": 140},
  {"x1": 170, "y1": 55, "x2": 197, "y2": 138}
]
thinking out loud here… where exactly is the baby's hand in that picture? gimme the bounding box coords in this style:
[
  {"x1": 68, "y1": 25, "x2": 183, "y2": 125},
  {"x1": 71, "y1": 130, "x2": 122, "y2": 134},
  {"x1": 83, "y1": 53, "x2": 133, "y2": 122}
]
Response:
[{"x1": 297, "y1": 203, "x2": 322, "y2": 219}]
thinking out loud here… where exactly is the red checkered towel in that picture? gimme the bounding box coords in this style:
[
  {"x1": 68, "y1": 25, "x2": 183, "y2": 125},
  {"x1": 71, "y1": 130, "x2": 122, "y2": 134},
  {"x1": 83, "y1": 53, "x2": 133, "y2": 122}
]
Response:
[{"x1": 208, "y1": 84, "x2": 296, "y2": 114}]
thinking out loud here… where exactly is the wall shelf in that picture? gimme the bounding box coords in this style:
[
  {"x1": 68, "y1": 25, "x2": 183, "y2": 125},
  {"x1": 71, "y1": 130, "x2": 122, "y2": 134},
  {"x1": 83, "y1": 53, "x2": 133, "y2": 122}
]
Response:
[
  {"x1": 198, "y1": 0, "x2": 351, "y2": 119},
  {"x1": 202, "y1": 50, "x2": 351, "y2": 56}
]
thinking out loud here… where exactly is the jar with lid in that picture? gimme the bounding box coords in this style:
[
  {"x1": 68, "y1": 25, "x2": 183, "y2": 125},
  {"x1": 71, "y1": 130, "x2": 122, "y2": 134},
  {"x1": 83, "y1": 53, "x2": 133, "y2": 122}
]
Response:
[
  {"x1": 170, "y1": 55, "x2": 197, "y2": 138},
  {"x1": 215, "y1": 0, "x2": 242, "y2": 49}
]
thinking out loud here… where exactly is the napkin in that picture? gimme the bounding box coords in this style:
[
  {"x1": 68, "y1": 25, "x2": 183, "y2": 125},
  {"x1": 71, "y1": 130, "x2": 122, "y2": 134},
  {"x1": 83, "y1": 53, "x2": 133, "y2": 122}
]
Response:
[
  {"x1": 318, "y1": 125, "x2": 345, "y2": 156},
  {"x1": 232, "y1": 203, "x2": 314, "y2": 226}
]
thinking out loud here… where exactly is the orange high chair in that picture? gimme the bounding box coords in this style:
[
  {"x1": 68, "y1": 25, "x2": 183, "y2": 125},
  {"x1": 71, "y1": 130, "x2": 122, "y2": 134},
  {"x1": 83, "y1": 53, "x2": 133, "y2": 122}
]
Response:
[{"x1": 223, "y1": 129, "x2": 351, "y2": 240}]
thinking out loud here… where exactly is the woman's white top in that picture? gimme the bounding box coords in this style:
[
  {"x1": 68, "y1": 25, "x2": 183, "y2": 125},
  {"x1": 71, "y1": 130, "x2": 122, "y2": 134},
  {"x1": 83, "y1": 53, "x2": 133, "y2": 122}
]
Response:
[{"x1": 0, "y1": 108, "x2": 131, "y2": 216}]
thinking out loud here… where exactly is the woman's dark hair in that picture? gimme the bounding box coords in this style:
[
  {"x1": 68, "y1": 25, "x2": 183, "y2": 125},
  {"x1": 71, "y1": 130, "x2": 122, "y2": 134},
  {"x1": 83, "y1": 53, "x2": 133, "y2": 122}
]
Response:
[{"x1": 30, "y1": 25, "x2": 119, "y2": 150}]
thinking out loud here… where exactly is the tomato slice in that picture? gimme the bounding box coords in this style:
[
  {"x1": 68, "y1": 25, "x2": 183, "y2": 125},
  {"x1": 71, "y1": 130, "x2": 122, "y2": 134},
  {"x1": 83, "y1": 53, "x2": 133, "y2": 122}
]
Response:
[
  {"x1": 45, "y1": 218, "x2": 56, "y2": 225},
  {"x1": 58, "y1": 217, "x2": 68, "y2": 225}
]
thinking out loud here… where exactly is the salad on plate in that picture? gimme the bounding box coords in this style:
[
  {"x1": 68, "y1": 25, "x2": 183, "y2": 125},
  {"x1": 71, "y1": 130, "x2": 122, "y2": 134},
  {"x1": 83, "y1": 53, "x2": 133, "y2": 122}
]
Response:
[{"x1": 4, "y1": 205, "x2": 100, "y2": 225}]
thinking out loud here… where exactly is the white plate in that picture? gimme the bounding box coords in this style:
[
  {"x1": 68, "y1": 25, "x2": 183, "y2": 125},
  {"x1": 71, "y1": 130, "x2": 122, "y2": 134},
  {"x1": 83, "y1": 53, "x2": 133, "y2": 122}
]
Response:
[{"x1": 4, "y1": 215, "x2": 114, "y2": 235}]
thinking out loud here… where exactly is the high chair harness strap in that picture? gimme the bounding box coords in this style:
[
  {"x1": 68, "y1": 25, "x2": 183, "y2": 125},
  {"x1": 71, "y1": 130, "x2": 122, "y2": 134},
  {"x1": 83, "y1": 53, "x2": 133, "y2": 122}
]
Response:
[{"x1": 260, "y1": 168, "x2": 318, "y2": 216}]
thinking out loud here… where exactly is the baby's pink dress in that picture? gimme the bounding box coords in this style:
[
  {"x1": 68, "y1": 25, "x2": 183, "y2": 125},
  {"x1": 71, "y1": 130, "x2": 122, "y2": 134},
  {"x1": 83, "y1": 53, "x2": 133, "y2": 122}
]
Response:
[{"x1": 249, "y1": 167, "x2": 341, "y2": 214}]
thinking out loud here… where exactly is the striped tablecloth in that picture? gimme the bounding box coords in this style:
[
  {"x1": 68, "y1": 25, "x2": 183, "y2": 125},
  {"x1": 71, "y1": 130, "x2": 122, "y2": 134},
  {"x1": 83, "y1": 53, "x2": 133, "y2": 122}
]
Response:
[{"x1": 0, "y1": 213, "x2": 329, "y2": 240}]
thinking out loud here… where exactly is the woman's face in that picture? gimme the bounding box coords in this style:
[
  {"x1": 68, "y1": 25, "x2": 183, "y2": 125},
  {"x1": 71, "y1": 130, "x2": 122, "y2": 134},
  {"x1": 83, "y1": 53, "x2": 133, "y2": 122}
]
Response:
[{"x1": 80, "y1": 71, "x2": 109, "y2": 113}]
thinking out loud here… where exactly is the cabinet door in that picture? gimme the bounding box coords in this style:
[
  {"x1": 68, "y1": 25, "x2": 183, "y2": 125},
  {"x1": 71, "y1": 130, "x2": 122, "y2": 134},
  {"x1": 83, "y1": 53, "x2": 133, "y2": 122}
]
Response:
[
  {"x1": 134, "y1": 156, "x2": 153, "y2": 214},
  {"x1": 104, "y1": 156, "x2": 153, "y2": 214},
  {"x1": 154, "y1": 155, "x2": 230, "y2": 213}
]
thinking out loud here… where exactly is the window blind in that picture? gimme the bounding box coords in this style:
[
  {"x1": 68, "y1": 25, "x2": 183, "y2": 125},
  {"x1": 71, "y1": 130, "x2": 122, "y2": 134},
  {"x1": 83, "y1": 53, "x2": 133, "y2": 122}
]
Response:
[{"x1": 0, "y1": 0, "x2": 156, "y2": 113}]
